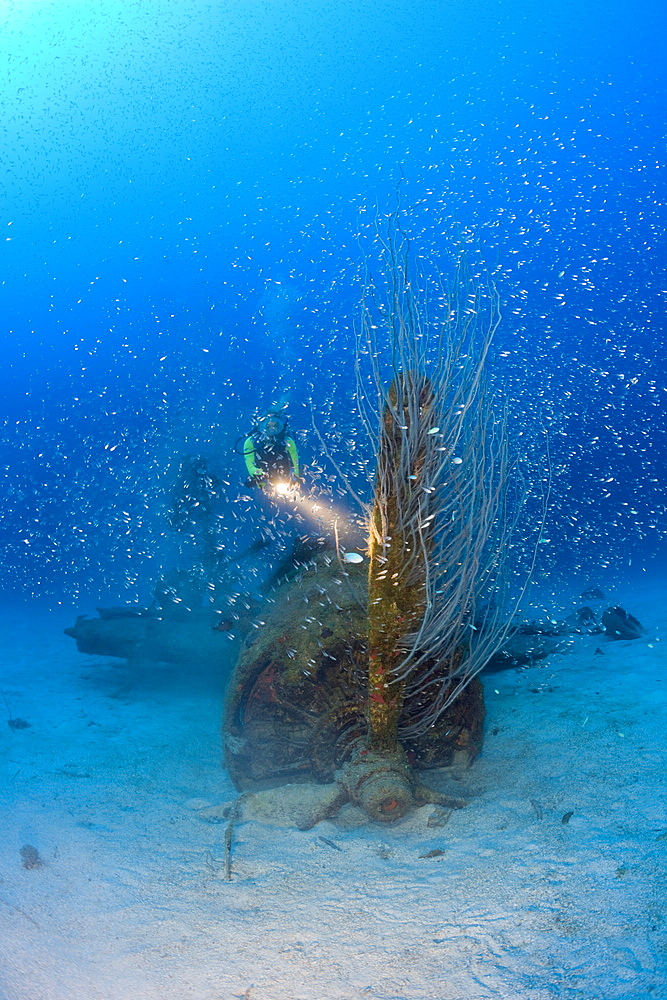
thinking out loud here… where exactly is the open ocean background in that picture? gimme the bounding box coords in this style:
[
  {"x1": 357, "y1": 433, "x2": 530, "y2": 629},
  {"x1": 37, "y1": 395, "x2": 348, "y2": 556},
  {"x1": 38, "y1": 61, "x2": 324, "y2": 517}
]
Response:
[{"x1": 1, "y1": 0, "x2": 665, "y2": 607}]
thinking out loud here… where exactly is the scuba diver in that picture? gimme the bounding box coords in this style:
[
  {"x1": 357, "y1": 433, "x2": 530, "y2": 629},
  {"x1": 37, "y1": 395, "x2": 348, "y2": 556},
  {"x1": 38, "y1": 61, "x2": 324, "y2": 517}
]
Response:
[
  {"x1": 168, "y1": 454, "x2": 221, "y2": 570},
  {"x1": 241, "y1": 409, "x2": 301, "y2": 493}
]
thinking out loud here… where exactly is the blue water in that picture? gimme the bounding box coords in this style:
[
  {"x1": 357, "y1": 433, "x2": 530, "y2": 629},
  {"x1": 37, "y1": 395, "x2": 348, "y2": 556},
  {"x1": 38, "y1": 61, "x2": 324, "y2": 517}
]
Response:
[
  {"x1": 1, "y1": 0, "x2": 665, "y2": 604},
  {"x1": 1, "y1": 7, "x2": 666, "y2": 998}
]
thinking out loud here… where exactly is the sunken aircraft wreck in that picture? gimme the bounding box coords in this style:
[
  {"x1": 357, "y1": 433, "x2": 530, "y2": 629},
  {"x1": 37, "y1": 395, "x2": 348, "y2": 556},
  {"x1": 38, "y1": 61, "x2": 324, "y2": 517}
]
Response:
[{"x1": 65, "y1": 230, "x2": 645, "y2": 828}]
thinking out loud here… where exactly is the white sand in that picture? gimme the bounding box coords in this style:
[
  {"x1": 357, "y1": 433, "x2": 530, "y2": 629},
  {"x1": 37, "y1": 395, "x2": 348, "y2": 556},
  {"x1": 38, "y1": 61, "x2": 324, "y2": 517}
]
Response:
[{"x1": 1, "y1": 582, "x2": 665, "y2": 1000}]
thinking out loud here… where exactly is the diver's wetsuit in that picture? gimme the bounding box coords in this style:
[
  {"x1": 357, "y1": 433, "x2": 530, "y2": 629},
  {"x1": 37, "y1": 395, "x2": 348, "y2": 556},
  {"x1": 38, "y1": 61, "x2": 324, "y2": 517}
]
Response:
[{"x1": 243, "y1": 432, "x2": 300, "y2": 485}]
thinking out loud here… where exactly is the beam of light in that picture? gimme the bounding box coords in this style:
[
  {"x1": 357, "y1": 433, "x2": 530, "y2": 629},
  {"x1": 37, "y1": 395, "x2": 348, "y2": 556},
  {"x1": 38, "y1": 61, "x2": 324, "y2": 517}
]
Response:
[{"x1": 270, "y1": 481, "x2": 366, "y2": 550}]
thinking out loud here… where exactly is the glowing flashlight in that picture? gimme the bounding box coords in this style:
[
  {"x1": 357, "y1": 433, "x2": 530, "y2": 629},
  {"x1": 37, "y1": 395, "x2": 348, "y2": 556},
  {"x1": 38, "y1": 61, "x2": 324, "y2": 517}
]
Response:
[{"x1": 272, "y1": 480, "x2": 294, "y2": 497}]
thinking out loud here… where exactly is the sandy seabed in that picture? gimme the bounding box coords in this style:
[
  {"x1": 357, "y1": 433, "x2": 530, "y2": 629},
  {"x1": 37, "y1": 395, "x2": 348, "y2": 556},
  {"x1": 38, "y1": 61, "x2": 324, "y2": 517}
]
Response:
[{"x1": 1, "y1": 579, "x2": 665, "y2": 1000}]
